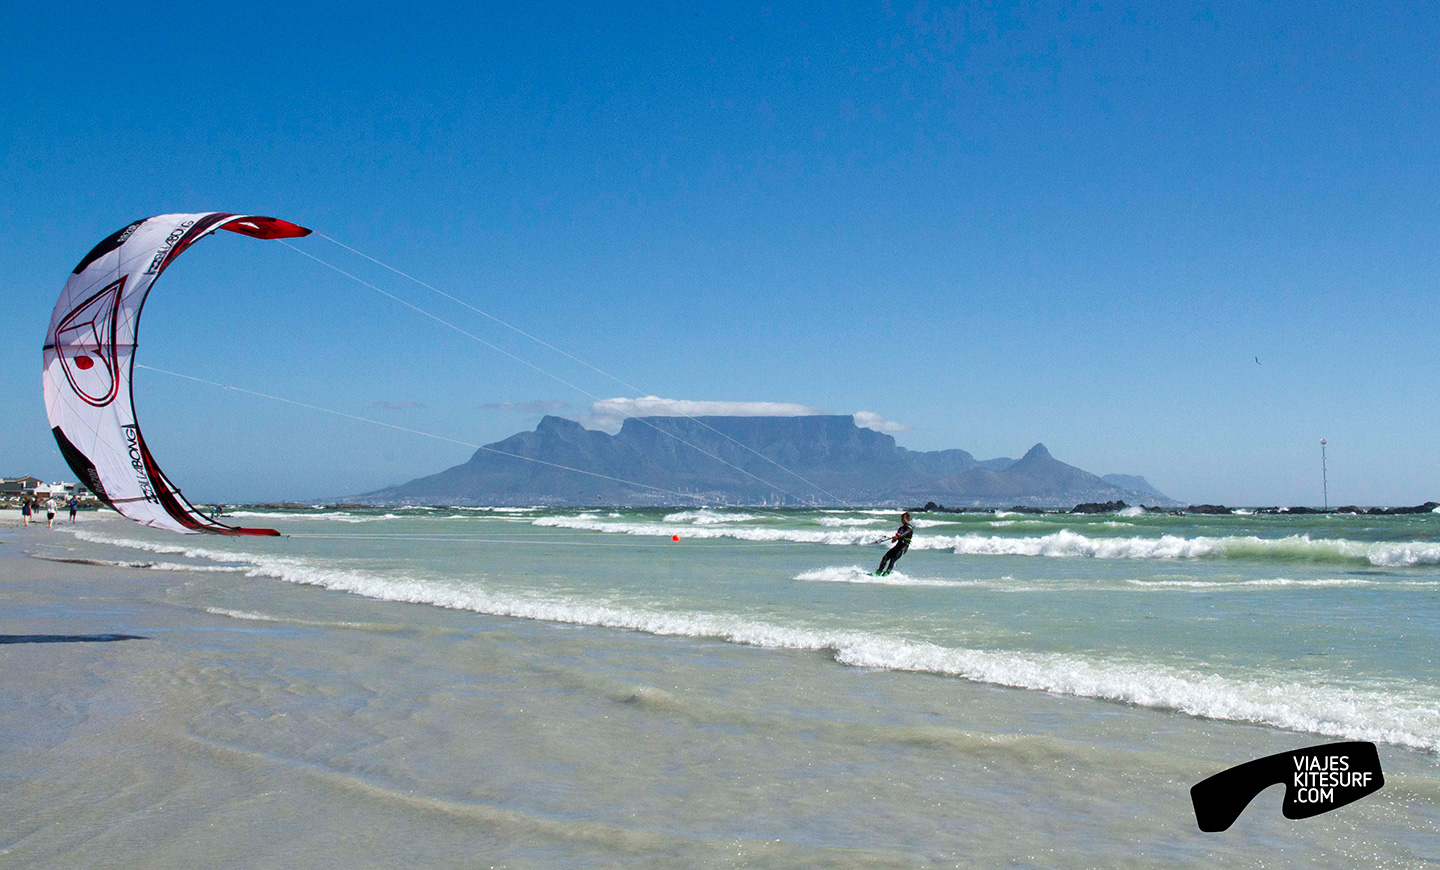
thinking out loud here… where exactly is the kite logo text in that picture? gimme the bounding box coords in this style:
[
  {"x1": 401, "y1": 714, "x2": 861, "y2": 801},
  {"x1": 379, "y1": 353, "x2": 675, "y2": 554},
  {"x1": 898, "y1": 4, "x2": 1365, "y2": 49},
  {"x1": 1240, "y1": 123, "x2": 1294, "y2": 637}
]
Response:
[
  {"x1": 122, "y1": 426, "x2": 159, "y2": 504},
  {"x1": 145, "y1": 220, "x2": 195, "y2": 274}
]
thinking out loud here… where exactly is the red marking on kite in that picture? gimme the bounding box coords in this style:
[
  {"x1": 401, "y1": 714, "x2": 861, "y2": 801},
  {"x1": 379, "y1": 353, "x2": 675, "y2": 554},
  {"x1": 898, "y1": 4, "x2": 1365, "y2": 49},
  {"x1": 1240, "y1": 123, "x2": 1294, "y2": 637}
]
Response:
[{"x1": 56, "y1": 277, "x2": 125, "y2": 407}]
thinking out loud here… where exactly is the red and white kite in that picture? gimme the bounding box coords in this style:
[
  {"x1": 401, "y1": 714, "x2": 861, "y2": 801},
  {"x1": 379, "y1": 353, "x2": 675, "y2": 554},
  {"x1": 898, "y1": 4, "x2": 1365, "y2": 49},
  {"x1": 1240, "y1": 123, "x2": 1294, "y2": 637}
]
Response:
[{"x1": 44, "y1": 213, "x2": 310, "y2": 535}]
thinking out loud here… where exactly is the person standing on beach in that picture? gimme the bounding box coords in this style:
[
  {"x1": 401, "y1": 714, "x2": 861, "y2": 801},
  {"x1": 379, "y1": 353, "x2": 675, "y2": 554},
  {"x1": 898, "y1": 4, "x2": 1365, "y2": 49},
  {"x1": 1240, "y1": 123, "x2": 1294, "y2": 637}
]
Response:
[
  {"x1": 876, "y1": 512, "x2": 914, "y2": 576},
  {"x1": 45, "y1": 495, "x2": 58, "y2": 529},
  {"x1": 20, "y1": 497, "x2": 32, "y2": 526},
  {"x1": 68, "y1": 496, "x2": 79, "y2": 523}
]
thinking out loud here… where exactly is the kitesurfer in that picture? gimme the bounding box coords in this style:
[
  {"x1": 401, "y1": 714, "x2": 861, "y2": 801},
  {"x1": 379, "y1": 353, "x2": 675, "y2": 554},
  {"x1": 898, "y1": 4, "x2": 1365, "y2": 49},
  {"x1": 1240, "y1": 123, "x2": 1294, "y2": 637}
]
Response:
[{"x1": 876, "y1": 512, "x2": 913, "y2": 576}]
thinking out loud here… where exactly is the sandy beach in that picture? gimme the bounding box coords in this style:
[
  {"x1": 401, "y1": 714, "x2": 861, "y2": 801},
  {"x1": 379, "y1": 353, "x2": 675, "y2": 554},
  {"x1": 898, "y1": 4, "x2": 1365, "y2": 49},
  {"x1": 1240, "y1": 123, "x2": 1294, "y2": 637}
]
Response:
[{"x1": 3, "y1": 515, "x2": 1439, "y2": 868}]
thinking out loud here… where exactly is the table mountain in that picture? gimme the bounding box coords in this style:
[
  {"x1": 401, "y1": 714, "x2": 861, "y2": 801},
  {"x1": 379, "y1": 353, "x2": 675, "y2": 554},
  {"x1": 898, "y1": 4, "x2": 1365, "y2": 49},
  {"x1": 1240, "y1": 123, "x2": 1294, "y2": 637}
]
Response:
[{"x1": 360, "y1": 415, "x2": 1178, "y2": 507}]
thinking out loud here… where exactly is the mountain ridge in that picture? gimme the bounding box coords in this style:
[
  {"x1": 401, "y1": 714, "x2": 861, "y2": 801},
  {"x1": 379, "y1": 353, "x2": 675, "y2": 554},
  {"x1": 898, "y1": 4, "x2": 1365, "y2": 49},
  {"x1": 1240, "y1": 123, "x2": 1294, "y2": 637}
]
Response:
[{"x1": 361, "y1": 415, "x2": 1178, "y2": 507}]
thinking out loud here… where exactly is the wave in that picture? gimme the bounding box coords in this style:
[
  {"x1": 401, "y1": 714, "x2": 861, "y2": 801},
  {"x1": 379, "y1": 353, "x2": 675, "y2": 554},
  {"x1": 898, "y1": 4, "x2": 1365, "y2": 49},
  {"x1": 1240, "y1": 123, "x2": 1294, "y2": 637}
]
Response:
[
  {"x1": 202, "y1": 607, "x2": 410, "y2": 632},
  {"x1": 533, "y1": 515, "x2": 893, "y2": 546},
  {"x1": 1124, "y1": 577, "x2": 1380, "y2": 589},
  {"x1": 661, "y1": 509, "x2": 760, "y2": 525},
  {"x1": 64, "y1": 529, "x2": 1440, "y2": 750},
  {"x1": 794, "y1": 566, "x2": 976, "y2": 588},
  {"x1": 946, "y1": 530, "x2": 1440, "y2": 567},
  {"x1": 816, "y1": 517, "x2": 882, "y2": 527},
  {"x1": 533, "y1": 516, "x2": 1440, "y2": 567},
  {"x1": 28, "y1": 553, "x2": 249, "y2": 573},
  {"x1": 226, "y1": 511, "x2": 403, "y2": 523}
]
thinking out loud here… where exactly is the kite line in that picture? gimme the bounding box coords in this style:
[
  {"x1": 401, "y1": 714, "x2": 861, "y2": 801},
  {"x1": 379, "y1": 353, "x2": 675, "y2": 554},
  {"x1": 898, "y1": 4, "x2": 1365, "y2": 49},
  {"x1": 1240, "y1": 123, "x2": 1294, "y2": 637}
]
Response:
[
  {"x1": 135, "y1": 363, "x2": 717, "y2": 504},
  {"x1": 314, "y1": 231, "x2": 854, "y2": 506},
  {"x1": 280, "y1": 240, "x2": 842, "y2": 506}
]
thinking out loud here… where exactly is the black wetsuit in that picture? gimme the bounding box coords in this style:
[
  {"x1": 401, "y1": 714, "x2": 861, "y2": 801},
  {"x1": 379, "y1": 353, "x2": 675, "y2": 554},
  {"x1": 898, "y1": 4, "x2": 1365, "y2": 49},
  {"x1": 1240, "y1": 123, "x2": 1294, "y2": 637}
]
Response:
[{"x1": 877, "y1": 521, "x2": 913, "y2": 575}]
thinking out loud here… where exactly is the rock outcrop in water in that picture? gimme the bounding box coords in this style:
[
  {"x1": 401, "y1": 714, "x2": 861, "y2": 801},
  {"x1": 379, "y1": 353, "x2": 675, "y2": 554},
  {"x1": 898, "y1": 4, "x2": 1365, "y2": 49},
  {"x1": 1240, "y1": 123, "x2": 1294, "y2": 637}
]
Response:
[
  {"x1": 361, "y1": 415, "x2": 1180, "y2": 507},
  {"x1": 1072, "y1": 501, "x2": 1129, "y2": 514}
]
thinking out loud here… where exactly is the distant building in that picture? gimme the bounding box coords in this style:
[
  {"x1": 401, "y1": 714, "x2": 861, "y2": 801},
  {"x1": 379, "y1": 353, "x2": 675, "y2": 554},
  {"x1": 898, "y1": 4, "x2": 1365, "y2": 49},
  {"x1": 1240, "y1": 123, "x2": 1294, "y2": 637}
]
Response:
[
  {"x1": 1, "y1": 478, "x2": 87, "y2": 499},
  {"x1": 0, "y1": 477, "x2": 44, "y2": 496}
]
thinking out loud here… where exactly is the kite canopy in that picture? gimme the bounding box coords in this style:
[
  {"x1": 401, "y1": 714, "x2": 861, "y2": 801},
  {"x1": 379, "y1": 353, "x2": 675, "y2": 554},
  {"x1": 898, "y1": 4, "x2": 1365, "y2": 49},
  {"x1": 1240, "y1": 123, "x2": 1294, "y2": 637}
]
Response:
[{"x1": 43, "y1": 212, "x2": 311, "y2": 536}]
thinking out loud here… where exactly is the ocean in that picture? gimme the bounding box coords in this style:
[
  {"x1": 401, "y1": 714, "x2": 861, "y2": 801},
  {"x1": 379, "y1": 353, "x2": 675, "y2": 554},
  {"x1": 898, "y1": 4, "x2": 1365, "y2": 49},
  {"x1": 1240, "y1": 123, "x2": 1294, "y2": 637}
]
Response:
[{"x1": 15, "y1": 505, "x2": 1440, "y2": 866}]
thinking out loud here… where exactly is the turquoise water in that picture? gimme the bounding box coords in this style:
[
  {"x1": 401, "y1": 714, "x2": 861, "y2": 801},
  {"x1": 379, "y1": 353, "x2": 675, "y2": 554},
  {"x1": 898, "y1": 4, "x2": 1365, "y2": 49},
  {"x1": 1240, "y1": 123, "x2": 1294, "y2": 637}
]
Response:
[
  {"x1": 62, "y1": 507, "x2": 1440, "y2": 750},
  {"x1": 35, "y1": 505, "x2": 1440, "y2": 865}
]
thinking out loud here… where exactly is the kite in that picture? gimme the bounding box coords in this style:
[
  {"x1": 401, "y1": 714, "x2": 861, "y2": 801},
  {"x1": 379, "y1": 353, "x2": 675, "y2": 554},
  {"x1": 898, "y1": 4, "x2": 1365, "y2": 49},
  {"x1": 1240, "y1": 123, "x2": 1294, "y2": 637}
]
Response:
[{"x1": 43, "y1": 212, "x2": 310, "y2": 535}]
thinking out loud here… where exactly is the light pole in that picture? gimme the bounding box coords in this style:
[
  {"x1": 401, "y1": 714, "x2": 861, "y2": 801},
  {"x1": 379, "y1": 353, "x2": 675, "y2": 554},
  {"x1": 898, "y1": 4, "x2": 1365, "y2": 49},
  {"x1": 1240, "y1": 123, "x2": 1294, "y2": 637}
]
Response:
[{"x1": 1320, "y1": 439, "x2": 1328, "y2": 511}]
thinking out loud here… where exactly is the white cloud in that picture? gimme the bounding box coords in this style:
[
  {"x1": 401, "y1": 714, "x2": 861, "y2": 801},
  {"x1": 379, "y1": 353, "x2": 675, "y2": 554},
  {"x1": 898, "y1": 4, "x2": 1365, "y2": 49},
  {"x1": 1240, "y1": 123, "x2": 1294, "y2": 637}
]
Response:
[
  {"x1": 588, "y1": 397, "x2": 826, "y2": 432},
  {"x1": 584, "y1": 396, "x2": 909, "y2": 435},
  {"x1": 852, "y1": 411, "x2": 911, "y2": 434}
]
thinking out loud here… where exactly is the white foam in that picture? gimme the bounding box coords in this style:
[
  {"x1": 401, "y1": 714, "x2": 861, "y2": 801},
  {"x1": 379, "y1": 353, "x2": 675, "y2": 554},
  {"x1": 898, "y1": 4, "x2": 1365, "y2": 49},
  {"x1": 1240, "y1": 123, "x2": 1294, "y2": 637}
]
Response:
[
  {"x1": 227, "y1": 511, "x2": 403, "y2": 523},
  {"x1": 794, "y1": 566, "x2": 975, "y2": 587},
  {"x1": 533, "y1": 515, "x2": 894, "y2": 546},
  {"x1": 662, "y1": 509, "x2": 761, "y2": 525},
  {"x1": 204, "y1": 607, "x2": 277, "y2": 621},
  {"x1": 816, "y1": 517, "x2": 881, "y2": 527},
  {"x1": 65, "y1": 528, "x2": 1440, "y2": 750},
  {"x1": 1118, "y1": 506, "x2": 1145, "y2": 517},
  {"x1": 945, "y1": 530, "x2": 1440, "y2": 567},
  {"x1": 533, "y1": 516, "x2": 1440, "y2": 566},
  {"x1": 830, "y1": 638, "x2": 1440, "y2": 752}
]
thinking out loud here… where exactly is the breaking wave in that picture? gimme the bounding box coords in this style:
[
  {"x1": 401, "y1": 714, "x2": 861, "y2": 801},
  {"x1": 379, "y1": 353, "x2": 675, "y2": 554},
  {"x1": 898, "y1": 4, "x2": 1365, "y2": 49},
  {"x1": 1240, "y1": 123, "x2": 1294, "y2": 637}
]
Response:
[
  {"x1": 661, "y1": 509, "x2": 760, "y2": 524},
  {"x1": 534, "y1": 514, "x2": 891, "y2": 546},
  {"x1": 532, "y1": 516, "x2": 1440, "y2": 566},
  {"x1": 946, "y1": 530, "x2": 1440, "y2": 567}
]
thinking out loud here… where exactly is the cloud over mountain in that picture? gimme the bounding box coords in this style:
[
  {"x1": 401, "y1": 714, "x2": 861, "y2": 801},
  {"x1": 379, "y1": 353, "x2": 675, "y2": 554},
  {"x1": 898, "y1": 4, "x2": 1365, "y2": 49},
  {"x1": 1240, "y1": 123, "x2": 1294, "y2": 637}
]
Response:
[{"x1": 587, "y1": 396, "x2": 906, "y2": 435}]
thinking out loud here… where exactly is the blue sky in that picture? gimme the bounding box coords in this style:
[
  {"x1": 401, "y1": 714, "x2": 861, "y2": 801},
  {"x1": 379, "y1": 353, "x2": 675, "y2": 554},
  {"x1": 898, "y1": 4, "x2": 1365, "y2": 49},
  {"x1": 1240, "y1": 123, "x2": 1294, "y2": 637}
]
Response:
[{"x1": 3, "y1": 1, "x2": 1437, "y2": 505}]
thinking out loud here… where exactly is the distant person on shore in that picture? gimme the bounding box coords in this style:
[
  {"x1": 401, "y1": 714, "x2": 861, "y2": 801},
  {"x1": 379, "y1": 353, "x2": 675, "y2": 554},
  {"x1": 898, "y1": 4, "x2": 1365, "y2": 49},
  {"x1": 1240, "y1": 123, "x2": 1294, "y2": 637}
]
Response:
[
  {"x1": 45, "y1": 496, "x2": 58, "y2": 528},
  {"x1": 20, "y1": 497, "x2": 32, "y2": 526},
  {"x1": 876, "y1": 512, "x2": 914, "y2": 576},
  {"x1": 68, "y1": 496, "x2": 79, "y2": 523}
]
